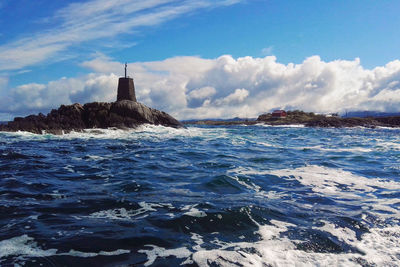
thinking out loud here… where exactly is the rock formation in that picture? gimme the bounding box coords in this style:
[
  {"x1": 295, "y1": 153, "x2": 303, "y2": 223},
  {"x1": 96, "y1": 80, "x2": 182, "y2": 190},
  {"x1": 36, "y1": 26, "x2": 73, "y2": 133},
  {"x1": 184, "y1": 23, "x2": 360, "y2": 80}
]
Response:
[
  {"x1": 184, "y1": 111, "x2": 400, "y2": 128},
  {"x1": 0, "y1": 63, "x2": 183, "y2": 134},
  {"x1": 0, "y1": 101, "x2": 182, "y2": 134},
  {"x1": 256, "y1": 110, "x2": 400, "y2": 128}
]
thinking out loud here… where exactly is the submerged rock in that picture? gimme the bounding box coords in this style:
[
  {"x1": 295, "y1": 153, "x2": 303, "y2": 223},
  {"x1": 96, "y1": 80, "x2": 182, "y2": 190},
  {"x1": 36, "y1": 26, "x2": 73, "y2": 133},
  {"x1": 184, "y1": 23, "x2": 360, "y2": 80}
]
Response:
[{"x1": 0, "y1": 101, "x2": 182, "y2": 134}]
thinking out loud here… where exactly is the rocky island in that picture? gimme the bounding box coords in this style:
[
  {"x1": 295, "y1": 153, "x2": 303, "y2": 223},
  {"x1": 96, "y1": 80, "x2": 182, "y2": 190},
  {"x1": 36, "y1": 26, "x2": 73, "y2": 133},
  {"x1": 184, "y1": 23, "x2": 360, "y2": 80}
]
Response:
[
  {"x1": 186, "y1": 110, "x2": 400, "y2": 128},
  {"x1": 0, "y1": 65, "x2": 182, "y2": 134}
]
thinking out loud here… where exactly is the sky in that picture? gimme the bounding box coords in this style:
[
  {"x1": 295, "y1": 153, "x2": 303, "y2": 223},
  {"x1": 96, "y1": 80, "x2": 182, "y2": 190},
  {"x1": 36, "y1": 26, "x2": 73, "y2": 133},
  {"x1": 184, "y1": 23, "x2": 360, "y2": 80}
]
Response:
[{"x1": 0, "y1": 0, "x2": 400, "y2": 120}]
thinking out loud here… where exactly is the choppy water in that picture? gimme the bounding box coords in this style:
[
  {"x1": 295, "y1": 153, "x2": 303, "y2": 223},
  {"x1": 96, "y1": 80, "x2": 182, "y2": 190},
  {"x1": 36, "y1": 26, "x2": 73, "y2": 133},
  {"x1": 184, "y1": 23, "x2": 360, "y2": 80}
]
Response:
[{"x1": 0, "y1": 124, "x2": 399, "y2": 266}]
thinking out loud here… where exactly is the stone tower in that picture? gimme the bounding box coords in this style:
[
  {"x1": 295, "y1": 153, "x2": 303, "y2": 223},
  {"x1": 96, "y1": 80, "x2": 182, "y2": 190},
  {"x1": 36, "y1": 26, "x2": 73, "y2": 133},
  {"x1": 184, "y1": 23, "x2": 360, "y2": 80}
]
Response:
[{"x1": 117, "y1": 63, "x2": 137, "y2": 102}]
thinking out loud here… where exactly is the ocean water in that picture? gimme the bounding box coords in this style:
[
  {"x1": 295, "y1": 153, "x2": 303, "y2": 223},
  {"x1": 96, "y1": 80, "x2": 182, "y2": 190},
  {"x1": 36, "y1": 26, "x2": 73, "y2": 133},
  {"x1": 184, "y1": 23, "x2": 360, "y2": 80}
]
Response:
[{"x1": 0, "y1": 124, "x2": 399, "y2": 266}]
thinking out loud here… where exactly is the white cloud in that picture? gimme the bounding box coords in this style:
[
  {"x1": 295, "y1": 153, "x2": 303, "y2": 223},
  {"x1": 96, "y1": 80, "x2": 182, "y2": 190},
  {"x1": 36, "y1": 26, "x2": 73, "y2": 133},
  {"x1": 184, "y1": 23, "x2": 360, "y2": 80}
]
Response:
[
  {"x1": 215, "y1": 88, "x2": 249, "y2": 105},
  {"x1": 80, "y1": 54, "x2": 123, "y2": 75},
  {"x1": 2, "y1": 55, "x2": 400, "y2": 120},
  {"x1": 0, "y1": 73, "x2": 119, "y2": 115},
  {"x1": 0, "y1": 0, "x2": 243, "y2": 72},
  {"x1": 187, "y1": 86, "x2": 216, "y2": 107},
  {"x1": 188, "y1": 86, "x2": 217, "y2": 99}
]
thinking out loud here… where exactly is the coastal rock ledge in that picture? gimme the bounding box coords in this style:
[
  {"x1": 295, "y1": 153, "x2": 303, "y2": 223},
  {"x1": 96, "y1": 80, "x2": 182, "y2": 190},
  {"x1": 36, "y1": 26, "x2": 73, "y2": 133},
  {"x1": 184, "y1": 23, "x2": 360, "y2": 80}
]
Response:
[{"x1": 0, "y1": 100, "x2": 183, "y2": 134}]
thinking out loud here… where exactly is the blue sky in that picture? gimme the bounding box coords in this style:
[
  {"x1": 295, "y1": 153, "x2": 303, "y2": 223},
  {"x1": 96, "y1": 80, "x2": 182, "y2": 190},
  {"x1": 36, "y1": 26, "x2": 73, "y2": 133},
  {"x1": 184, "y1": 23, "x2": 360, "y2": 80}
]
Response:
[{"x1": 1, "y1": 0, "x2": 400, "y2": 120}]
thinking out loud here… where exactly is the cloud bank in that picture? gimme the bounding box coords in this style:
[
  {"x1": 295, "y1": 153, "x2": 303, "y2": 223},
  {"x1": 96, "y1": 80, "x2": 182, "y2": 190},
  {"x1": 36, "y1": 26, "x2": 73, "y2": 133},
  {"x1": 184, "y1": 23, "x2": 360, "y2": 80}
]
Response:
[{"x1": 1, "y1": 55, "x2": 400, "y2": 120}]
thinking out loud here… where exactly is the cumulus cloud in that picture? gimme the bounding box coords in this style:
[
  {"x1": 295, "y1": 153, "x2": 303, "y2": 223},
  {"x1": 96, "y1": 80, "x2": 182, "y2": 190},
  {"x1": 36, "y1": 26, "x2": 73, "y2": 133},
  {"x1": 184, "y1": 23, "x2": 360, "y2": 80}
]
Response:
[
  {"x1": 1, "y1": 55, "x2": 400, "y2": 120},
  {"x1": 0, "y1": 73, "x2": 119, "y2": 115},
  {"x1": 215, "y1": 88, "x2": 249, "y2": 105},
  {"x1": 187, "y1": 86, "x2": 216, "y2": 107}
]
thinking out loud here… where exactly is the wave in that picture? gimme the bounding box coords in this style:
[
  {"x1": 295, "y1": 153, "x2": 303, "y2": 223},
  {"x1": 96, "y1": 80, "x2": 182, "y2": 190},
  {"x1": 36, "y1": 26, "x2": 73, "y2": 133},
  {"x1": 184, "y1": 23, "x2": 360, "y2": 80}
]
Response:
[
  {"x1": 0, "y1": 124, "x2": 205, "y2": 140},
  {"x1": 231, "y1": 165, "x2": 400, "y2": 220}
]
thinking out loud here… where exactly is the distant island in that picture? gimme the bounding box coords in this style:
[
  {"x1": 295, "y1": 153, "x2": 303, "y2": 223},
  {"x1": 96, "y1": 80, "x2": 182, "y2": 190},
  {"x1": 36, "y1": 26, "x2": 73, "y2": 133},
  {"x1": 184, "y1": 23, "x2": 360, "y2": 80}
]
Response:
[
  {"x1": 0, "y1": 65, "x2": 182, "y2": 134},
  {"x1": 185, "y1": 110, "x2": 400, "y2": 128}
]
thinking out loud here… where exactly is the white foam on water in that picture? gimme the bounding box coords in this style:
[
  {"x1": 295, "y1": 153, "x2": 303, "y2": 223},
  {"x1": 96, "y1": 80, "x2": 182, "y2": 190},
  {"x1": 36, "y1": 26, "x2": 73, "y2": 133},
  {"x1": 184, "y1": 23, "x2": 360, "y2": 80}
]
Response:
[
  {"x1": 182, "y1": 204, "x2": 208, "y2": 218},
  {"x1": 355, "y1": 226, "x2": 400, "y2": 265},
  {"x1": 314, "y1": 221, "x2": 400, "y2": 266},
  {"x1": 138, "y1": 245, "x2": 191, "y2": 266},
  {"x1": 189, "y1": 219, "x2": 400, "y2": 267},
  {"x1": 63, "y1": 164, "x2": 75, "y2": 173},
  {"x1": 0, "y1": 125, "x2": 208, "y2": 141},
  {"x1": 88, "y1": 208, "x2": 142, "y2": 220},
  {"x1": 234, "y1": 165, "x2": 400, "y2": 197},
  {"x1": 256, "y1": 140, "x2": 280, "y2": 148},
  {"x1": 232, "y1": 165, "x2": 400, "y2": 218},
  {"x1": 62, "y1": 128, "x2": 133, "y2": 140},
  {"x1": 258, "y1": 124, "x2": 306, "y2": 128},
  {"x1": 375, "y1": 126, "x2": 400, "y2": 130},
  {"x1": 135, "y1": 206, "x2": 400, "y2": 266},
  {"x1": 183, "y1": 207, "x2": 207, "y2": 218},
  {"x1": 63, "y1": 249, "x2": 130, "y2": 258},
  {"x1": 316, "y1": 221, "x2": 357, "y2": 245},
  {"x1": 0, "y1": 130, "x2": 49, "y2": 142},
  {"x1": 299, "y1": 145, "x2": 373, "y2": 153},
  {"x1": 225, "y1": 171, "x2": 265, "y2": 196},
  {"x1": 190, "y1": 218, "x2": 350, "y2": 266},
  {"x1": 227, "y1": 167, "x2": 287, "y2": 199},
  {"x1": 87, "y1": 201, "x2": 162, "y2": 221},
  {"x1": 190, "y1": 233, "x2": 205, "y2": 251},
  {"x1": 268, "y1": 165, "x2": 400, "y2": 202},
  {"x1": 0, "y1": 235, "x2": 130, "y2": 262},
  {"x1": 59, "y1": 125, "x2": 206, "y2": 140},
  {"x1": 85, "y1": 155, "x2": 107, "y2": 161},
  {"x1": 376, "y1": 139, "x2": 400, "y2": 151},
  {"x1": 0, "y1": 235, "x2": 57, "y2": 259}
]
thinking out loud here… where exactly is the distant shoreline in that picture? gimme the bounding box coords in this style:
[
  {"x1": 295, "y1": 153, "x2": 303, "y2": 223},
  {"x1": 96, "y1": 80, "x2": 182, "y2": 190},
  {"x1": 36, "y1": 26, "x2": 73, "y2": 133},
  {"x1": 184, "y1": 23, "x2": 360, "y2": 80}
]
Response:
[{"x1": 184, "y1": 111, "x2": 400, "y2": 128}]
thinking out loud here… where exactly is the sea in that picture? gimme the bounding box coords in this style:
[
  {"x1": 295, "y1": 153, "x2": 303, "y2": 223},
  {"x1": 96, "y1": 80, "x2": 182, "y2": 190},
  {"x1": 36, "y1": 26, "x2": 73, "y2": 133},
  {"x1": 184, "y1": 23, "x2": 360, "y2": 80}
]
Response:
[{"x1": 0, "y1": 124, "x2": 399, "y2": 266}]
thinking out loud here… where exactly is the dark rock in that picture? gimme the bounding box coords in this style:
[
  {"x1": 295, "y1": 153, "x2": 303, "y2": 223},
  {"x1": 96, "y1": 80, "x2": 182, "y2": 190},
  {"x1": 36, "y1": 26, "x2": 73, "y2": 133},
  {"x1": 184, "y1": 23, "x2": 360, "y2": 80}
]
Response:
[
  {"x1": 305, "y1": 117, "x2": 388, "y2": 128},
  {"x1": 257, "y1": 110, "x2": 325, "y2": 125},
  {"x1": 255, "y1": 110, "x2": 400, "y2": 128},
  {"x1": 257, "y1": 114, "x2": 270, "y2": 121},
  {"x1": 0, "y1": 101, "x2": 183, "y2": 134},
  {"x1": 375, "y1": 116, "x2": 400, "y2": 126},
  {"x1": 110, "y1": 100, "x2": 182, "y2": 128},
  {"x1": 82, "y1": 102, "x2": 112, "y2": 128}
]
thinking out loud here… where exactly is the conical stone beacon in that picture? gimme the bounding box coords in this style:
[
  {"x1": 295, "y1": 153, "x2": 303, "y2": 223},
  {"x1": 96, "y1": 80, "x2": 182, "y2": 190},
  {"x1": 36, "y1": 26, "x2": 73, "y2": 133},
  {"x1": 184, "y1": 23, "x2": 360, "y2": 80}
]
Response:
[{"x1": 117, "y1": 63, "x2": 137, "y2": 102}]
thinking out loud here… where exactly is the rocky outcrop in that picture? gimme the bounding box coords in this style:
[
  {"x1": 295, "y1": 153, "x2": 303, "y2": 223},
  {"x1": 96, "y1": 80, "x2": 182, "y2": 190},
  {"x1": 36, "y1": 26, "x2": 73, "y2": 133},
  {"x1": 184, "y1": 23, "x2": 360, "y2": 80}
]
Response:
[
  {"x1": 304, "y1": 117, "x2": 376, "y2": 128},
  {"x1": 0, "y1": 101, "x2": 182, "y2": 134},
  {"x1": 110, "y1": 100, "x2": 181, "y2": 128},
  {"x1": 257, "y1": 110, "x2": 325, "y2": 125},
  {"x1": 257, "y1": 111, "x2": 400, "y2": 128},
  {"x1": 375, "y1": 116, "x2": 400, "y2": 126},
  {"x1": 305, "y1": 116, "x2": 400, "y2": 128}
]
